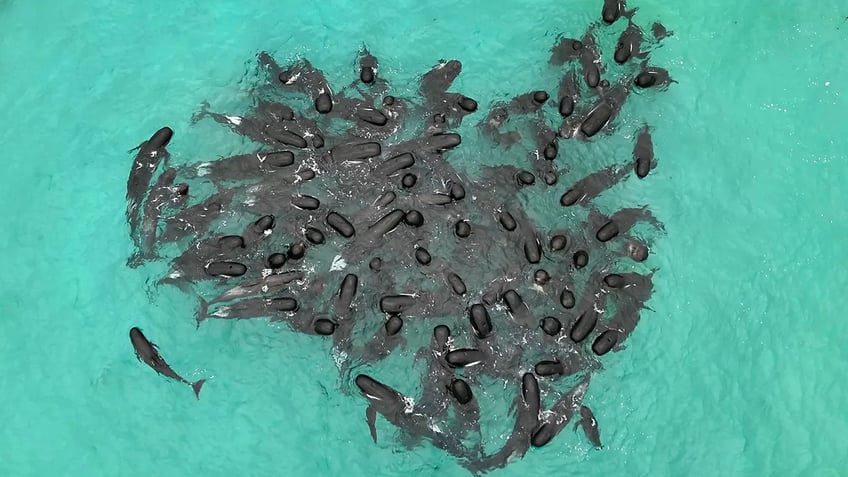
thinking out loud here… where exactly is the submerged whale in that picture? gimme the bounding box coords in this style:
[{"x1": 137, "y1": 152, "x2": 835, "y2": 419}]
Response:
[
  {"x1": 354, "y1": 374, "x2": 469, "y2": 457},
  {"x1": 129, "y1": 327, "x2": 205, "y2": 398},
  {"x1": 126, "y1": 127, "x2": 173, "y2": 252}
]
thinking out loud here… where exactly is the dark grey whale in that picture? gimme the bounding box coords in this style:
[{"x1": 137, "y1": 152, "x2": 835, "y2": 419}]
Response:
[
  {"x1": 634, "y1": 125, "x2": 656, "y2": 178},
  {"x1": 349, "y1": 320, "x2": 407, "y2": 365},
  {"x1": 530, "y1": 374, "x2": 590, "y2": 447},
  {"x1": 634, "y1": 64, "x2": 674, "y2": 89},
  {"x1": 574, "y1": 405, "x2": 602, "y2": 448},
  {"x1": 550, "y1": 37, "x2": 584, "y2": 65},
  {"x1": 578, "y1": 28, "x2": 603, "y2": 89},
  {"x1": 414, "y1": 325, "x2": 454, "y2": 415},
  {"x1": 557, "y1": 69, "x2": 580, "y2": 118},
  {"x1": 204, "y1": 271, "x2": 304, "y2": 306},
  {"x1": 196, "y1": 295, "x2": 299, "y2": 325},
  {"x1": 128, "y1": 167, "x2": 188, "y2": 266},
  {"x1": 602, "y1": 0, "x2": 635, "y2": 24},
  {"x1": 560, "y1": 163, "x2": 631, "y2": 207},
  {"x1": 614, "y1": 21, "x2": 647, "y2": 64},
  {"x1": 126, "y1": 127, "x2": 173, "y2": 250},
  {"x1": 355, "y1": 374, "x2": 468, "y2": 457},
  {"x1": 159, "y1": 188, "x2": 235, "y2": 244},
  {"x1": 129, "y1": 327, "x2": 205, "y2": 398},
  {"x1": 463, "y1": 373, "x2": 540, "y2": 473}
]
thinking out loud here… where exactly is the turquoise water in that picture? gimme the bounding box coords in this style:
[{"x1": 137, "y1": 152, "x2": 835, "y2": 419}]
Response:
[{"x1": 2, "y1": 0, "x2": 847, "y2": 475}]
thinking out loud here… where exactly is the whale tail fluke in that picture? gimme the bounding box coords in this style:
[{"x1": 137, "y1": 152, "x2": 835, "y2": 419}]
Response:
[
  {"x1": 191, "y1": 101, "x2": 211, "y2": 125},
  {"x1": 192, "y1": 379, "x2": 206, "y2": 399},
  {"x1": 126, "y1": 251, "x2": 143, "y2": 269},
  {"x1": 623, "y1": 6, "x2": 638, "y2": 21}
]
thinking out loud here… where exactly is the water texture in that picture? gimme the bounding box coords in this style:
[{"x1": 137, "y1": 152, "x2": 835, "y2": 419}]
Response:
[{"x1": 0, "y1": 1, "x2": 846, "y2": 476}]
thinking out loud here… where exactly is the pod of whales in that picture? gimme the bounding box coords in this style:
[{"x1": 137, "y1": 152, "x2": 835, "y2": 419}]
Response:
[{"x1": 124, "y1": 3, "x2": 669, "y2": 473}]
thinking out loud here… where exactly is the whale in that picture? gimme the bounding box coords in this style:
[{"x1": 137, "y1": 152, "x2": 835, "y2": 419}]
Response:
[
  {"x1": 575, "y1": 82, "x2": 631, "y2": 138},
  {"x1": 602, "y1": 0, "x2": 636, "y2": 24},
  {"x1": 463, "y1": 373, "x2": 540, "y2": 473},
  {"x1": 420, "y1": 59, "x2": 462, "y2": 103},
  {"x1": 128, "y1": 167, "x2": 187, "y2": 266},
  {"x1": 550, "y1": 37, "x2": 584, "y2": 65},
  {"x1": 633, "y1": 64, "x2": 675, "y2": 89},
  {"x1": 560, "y1": 163, "x2": 631, "y2": 207},
  {"x1": 574, "y1": 405, "x2": 602, "y2": 448},
  {"x1": 126, "y1": 127, "x2": 173, "y2": 242},
  {"x1": 478, "y1": 107, "x2": 522, "y2": 147},
  {"x1": 651, "y1": 22, "x2": 673, "y2": 41},
  {"x1": 348, "y1": 319, "x2": 407, "y2": 365},
  {"x1": 203, "y1": 271, "x2": 304, "y2": 306},
  {"x1": 445, "y1": 379, "x2": 483, "y2": 449},
  {"x1": 557, "y1": 69, "x2": 581, "y2": 118},
  {"x1": 159, "y1": 189, "x2": 235, "y2": 243},
  {"x1": 191, "y1": 150, "x2": 297, "y2": 183},
  {"x1": 585, "y1": 205, "x2": 664, "y2": 244},
  {"x1": 634, "y1": 125, "x2": 656, "y2": 178},
  {"x1": 129, "y1": 327, "x2": 205, "y2": 398},
  {"x1": 530, "y1": 374, "x2": 591, "y2": 447},
  {"x1": 358, "y1": 47, "x2": 379, "y2": 85},
  {"x1": 614, "y1": 21, "x2": 648, "y2": 64},
  {"x1": 355, "y1": 374, "x2": 468, "y2": 457},
  {"x1": 414, "y1": 325, "x2": 455, "y2": 417},
  {"x1": 578, "y1": 28, "x2": 603, "y2": 88},
  {"x1": 196, "y1": 296, "x2": 299, "y2": 325}
]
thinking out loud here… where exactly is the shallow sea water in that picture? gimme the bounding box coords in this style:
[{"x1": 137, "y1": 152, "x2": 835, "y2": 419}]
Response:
[{"x1": 1, "y1": 1, "x2": 847, "y2": 476}]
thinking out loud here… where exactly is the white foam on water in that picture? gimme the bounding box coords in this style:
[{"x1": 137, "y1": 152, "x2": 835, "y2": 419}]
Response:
[
  {"x1": 402, "y1": 396, "x2": 415, "y2": 414},
  {"x1": 330, "y1": 255, "x2": 347, "y2": 271},
  {"x1": 332, "y1": 349, "x2": 348, "y2": 371}
]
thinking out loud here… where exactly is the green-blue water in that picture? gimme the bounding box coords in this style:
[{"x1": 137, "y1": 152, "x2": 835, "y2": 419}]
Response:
[{"x1": 1, "y1": 1, "x2": 846, "y2": 475}]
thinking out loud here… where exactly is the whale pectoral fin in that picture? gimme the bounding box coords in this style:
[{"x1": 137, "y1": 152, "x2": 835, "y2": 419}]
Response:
[
  {"x1": 128, "y1": 140, "x2": 147, "y2": 154},
  {"x1": 573, "y1": 418, "x2": 583, "y2": 432},
  {"x1": 366, "y1": 406, "x2": 378, "y2": 442}
]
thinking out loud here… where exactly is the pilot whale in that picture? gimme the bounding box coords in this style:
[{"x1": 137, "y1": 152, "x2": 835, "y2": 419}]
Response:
[
  {"x1": 355, "y1": 374, "x2": 469, "y2": 458},
  {"x1": 129, "y1": 327, "x2": 205, "y2": 398},
  {"x1": 463, "y1": 373, "x2": 540, "y2": 473},
  {"x1": 126, "y1": 127, "x2": 173, "y2": 248}
]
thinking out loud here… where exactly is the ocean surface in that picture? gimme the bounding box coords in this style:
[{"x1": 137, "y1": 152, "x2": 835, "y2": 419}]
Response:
[{"x1": 1, "y1": 0, "x2": 846, "y2": 476}]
